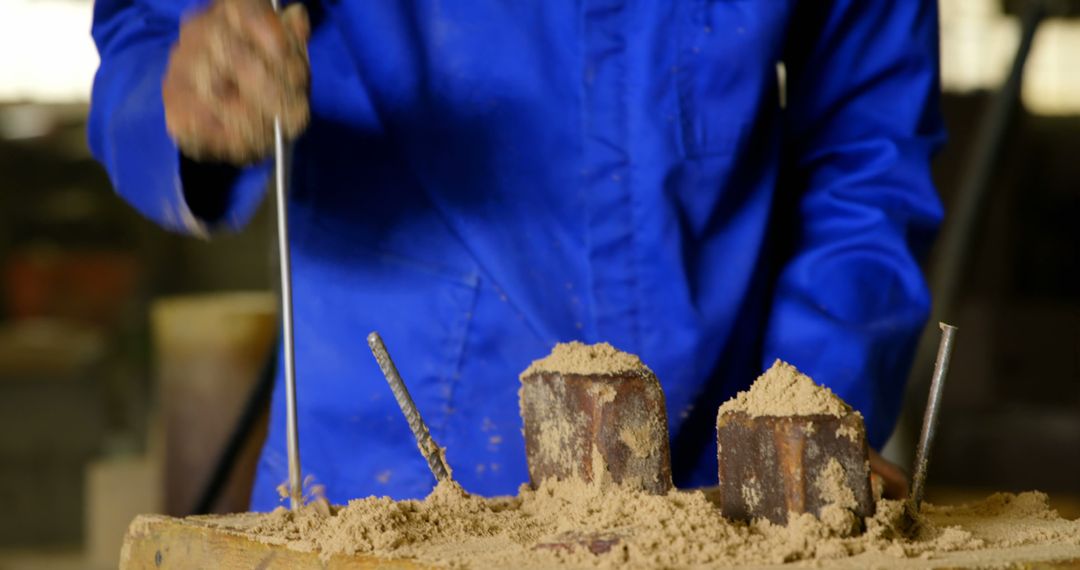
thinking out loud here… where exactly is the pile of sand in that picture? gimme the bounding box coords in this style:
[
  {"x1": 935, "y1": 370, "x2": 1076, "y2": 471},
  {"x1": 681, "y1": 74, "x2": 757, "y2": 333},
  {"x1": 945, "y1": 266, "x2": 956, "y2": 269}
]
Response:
[
  {"x1": 179, "y1": 351, "x2": 1080, "y2": 568},
  {"x1": 520, "y1": 341, "x2": 650, "y2": 378},
  {"x1": 718, "y1": 359, "x2": 853, "y2": 418},
  {"x1": 193, "y1": 482, "x2": 1080, "y2": 569}
]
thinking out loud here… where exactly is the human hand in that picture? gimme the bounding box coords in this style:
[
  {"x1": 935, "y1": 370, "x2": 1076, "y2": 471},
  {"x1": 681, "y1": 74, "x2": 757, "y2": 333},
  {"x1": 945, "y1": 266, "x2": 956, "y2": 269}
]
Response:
[
  {"x1": 869, "y1": 447, "x2": 910, "y2": 500},
  {"x1": 163, "y1": 0, "x2": 310, "y2": 164}
]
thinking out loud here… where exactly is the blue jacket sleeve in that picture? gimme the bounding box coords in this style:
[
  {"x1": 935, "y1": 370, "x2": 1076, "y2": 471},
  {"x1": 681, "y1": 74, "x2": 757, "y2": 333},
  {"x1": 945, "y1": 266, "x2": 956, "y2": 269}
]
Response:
[
  {"x1": 763, "y1": 0, "x2": 945, "y2": 447},
  {"x1": 87, "y1": 0, "x2": 270, "y2": 235}
]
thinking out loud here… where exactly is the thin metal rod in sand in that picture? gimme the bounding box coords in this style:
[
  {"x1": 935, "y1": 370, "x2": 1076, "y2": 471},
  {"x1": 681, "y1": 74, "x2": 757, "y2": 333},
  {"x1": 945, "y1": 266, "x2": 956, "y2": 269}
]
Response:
[
  {"x1": 910, "y1": 322, "x2": 958, "y2": 511},
  {"x1": 367, "y1": 332, "x2": 453, "y2": 483},
  {"x1": 269, "y1": 0, "x2": 302, "y2": 512}
]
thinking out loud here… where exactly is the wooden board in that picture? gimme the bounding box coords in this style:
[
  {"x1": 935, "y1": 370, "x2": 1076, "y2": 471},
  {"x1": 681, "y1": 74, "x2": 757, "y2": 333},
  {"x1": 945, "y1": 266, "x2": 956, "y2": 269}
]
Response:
[
  {"x1": 151, "y1": 293, "x2": 277, "y2": 516},
  {"x1": 120, "y1": 514, "x2": 1080, "y2": 570},
  {"x1": 119, "y1": 515, "x2": 431, "y2": 570}
]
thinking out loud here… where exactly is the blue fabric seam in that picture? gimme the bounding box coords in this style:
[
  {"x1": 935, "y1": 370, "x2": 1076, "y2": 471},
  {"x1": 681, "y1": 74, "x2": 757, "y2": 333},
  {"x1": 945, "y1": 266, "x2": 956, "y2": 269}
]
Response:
[{"x1": 434, "y1": 274, "x2": 481, "y2": 435}]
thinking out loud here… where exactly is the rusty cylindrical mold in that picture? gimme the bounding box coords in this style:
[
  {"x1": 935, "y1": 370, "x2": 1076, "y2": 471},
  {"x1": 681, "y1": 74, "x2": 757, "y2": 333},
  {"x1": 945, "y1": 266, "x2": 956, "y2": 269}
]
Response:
[
  {"x1": 520, "y1": 368, "x2": 673, "y2": 494},
  {"x1": 716, "y1": 411, "x2": 874, "y2": 526}
]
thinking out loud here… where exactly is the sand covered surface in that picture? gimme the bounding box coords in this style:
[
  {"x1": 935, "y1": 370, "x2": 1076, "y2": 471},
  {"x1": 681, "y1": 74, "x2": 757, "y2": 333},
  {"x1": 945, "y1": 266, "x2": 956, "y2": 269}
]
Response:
[
  {"x1": 182, "y1": 481, "x2": 1080, "y2": 569},
  {"x1": 150, "y1": 345, "x2": 1080, "y2": 568}
]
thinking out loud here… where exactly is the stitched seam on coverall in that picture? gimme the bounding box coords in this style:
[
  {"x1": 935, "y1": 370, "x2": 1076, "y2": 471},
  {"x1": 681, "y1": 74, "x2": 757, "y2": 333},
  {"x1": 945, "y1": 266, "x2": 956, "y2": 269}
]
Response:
[{"x1": 582, "y1": 0, "x2": 640, "y2": 350}]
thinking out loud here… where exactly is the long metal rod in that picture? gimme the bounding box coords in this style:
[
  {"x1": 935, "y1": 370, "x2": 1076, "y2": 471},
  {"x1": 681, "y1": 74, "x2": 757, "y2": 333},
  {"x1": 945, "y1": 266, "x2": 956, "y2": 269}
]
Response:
[
  {"x1": 269, "y1": 0, "x2": 301, "y2": 514},
  {"x1": 275, "y1": 119, "x2": 302, "y2": 512},
  {"x1": 897, "y1": 0, "x2": 1045, "y2": 471},
  {"x1": 910, "y1": 323, "x2": 958, "y2": 511},
  {"x1": 367, "y1": 332, "x2": 453, "y2": 483},
  {"x1": 930, "y1": 0, "x2": 1045, "y2": 322}
]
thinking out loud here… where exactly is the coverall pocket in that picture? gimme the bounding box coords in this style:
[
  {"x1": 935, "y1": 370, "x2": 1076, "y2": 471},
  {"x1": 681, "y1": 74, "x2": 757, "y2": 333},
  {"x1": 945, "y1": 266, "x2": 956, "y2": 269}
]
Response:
[{"x1": 675, "y1": 0, "x2": 790, "y2": 159}]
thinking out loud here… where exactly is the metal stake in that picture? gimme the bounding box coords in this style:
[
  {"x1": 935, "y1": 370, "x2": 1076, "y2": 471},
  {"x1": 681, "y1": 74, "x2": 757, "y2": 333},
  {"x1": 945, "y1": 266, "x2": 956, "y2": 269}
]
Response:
[
  {"x1": 270, "y1": 0, "x2": 301, "y2": 513},
  {"x1": 367, "y1": 332, "x2": 453, "y2": 483},
  {"x1": 910, "y1": 322, "x2": 958, "y2": 511}
]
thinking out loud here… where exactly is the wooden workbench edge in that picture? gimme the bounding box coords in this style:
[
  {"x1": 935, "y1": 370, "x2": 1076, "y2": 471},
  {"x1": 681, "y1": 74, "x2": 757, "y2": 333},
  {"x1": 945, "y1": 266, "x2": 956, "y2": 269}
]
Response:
[{"x1": 119, "y1": 514, "x2": 432, "y2": 569}]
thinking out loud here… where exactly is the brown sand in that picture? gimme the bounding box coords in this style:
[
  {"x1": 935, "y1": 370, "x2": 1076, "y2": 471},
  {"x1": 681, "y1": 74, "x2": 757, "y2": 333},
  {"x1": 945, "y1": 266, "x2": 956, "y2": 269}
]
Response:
[
  {"x1": 521, "y1": 341, "x2": 650, "y2": 378},
  {"x1": 814, "y1": 458, "x2": 861, "y2": 536},
  {"x1": 718, "y1": 359, "x2": 853, "y2": 418},
  {"x1": 182, "y1": 352, "x2": 1079, "y2": 568},
  {"x1": 192, "y1": 482, "x2": 1080, "y2": 569}
]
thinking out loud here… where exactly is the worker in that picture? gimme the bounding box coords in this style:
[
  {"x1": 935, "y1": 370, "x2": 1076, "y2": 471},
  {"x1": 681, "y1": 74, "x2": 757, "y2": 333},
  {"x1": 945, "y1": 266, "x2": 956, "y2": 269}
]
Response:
[{"x1": 89, "y1": 0, "x2": 940, "y2": 510}]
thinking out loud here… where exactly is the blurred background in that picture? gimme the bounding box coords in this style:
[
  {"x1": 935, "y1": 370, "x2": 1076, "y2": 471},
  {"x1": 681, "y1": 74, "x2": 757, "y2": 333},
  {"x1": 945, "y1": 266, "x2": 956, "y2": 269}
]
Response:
[{"x1": 0, "y1": 0, "x2": 1076, "y2": 568}]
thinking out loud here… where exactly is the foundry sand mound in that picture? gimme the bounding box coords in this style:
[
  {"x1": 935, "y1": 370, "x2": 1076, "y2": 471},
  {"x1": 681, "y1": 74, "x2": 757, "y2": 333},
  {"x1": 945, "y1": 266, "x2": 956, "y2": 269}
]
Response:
[
  {"x1": 147, "y1": 482, "x2": 1080, "y2": 569},
  {"x1": 120, "y1": 347, "x2": 1080, "y2": 568},
  {"x1": 718, "y1": 359, "x2": 853, "y2": 418}
]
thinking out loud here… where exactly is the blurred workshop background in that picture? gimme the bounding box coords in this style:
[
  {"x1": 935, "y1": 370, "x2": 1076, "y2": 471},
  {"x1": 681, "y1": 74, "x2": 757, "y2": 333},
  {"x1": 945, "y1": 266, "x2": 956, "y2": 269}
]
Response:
[{"x1": 0, "y1": 0, "x2": 1077, "y2": 568}]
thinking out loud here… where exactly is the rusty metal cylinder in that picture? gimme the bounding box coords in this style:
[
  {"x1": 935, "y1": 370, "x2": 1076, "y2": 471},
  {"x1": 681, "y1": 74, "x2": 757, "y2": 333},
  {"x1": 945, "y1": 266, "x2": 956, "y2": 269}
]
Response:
[
  {"x1": 716, "y1": 410, "x2": 874, "y2": 526},
  {"x1": 520, "y1": 367, "x2": 673, "y2": 494}
]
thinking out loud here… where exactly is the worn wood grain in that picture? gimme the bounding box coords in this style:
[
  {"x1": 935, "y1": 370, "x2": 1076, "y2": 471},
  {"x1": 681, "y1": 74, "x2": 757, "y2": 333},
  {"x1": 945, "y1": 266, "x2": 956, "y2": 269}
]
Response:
[
  {"x1": 119, "y1": 515, "x2": 433, "y2": 570},
  {"x1": 119, "y1": 513, "x2": 1080, "y2": 570}
]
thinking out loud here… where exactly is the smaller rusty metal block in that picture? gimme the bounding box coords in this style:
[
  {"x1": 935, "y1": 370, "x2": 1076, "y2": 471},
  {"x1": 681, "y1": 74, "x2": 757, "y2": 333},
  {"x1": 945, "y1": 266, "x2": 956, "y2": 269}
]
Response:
[
  {"x1": 716, "y1": 411, "x2": 874, "y2": 525},
  {"x1": 520, "y1": 369, "x2": 673, "y2": 494}
]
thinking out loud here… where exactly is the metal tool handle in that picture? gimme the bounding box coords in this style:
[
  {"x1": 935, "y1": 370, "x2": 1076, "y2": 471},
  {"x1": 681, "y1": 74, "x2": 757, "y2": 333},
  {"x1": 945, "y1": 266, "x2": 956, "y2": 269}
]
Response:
[
  {"x1": 368, "y1": 332, "x2": 453, "y2": 483},
  {"x1": 910, "y1": 322, "x2": 958, "y2": 511},
  {"x1": 270, "y1": 0, "x2": 302, "y2": 512}
]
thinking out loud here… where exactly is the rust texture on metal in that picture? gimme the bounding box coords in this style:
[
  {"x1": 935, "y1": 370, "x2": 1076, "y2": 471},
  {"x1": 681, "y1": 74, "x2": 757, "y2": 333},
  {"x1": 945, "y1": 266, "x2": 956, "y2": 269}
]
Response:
[
  {"x1": 520, "y1": 369, "x2": 673, "y2": 494},
  {"x1": 367, "y1": 332, "x2": 453, "y2": 483},
  {"x1": 715, "y1": 411, "x2": 874, "y2": 525}
]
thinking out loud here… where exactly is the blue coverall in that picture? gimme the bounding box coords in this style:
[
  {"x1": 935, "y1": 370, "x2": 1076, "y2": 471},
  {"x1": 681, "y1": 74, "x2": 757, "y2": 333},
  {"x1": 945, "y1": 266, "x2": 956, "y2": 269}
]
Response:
[{"x1": 89, "y1": 0, "x2": 945, "y2": 510}]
